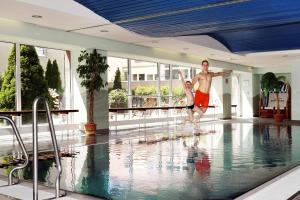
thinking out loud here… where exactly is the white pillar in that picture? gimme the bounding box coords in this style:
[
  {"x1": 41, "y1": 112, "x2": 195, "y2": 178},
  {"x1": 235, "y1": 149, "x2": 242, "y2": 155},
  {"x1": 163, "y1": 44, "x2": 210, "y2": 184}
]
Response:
[
  {"x1": 88, "y1": 49, "x2": 109, "y2": 132},
  {"x1": 127, "y1": 58, "x2": 132, "y2": 109},
  {"x1": 15, "y1": 43, "x2": 22, "y2": 127},
  {"x1": 157, "y1": 62, "x2": 161, "y2": 107},
  {"x1": 222, "y1": 73, "x2": 232, "y2": 119},
  {"x1": 291, "y1": 65, "x2": 300, "y2": 120}
]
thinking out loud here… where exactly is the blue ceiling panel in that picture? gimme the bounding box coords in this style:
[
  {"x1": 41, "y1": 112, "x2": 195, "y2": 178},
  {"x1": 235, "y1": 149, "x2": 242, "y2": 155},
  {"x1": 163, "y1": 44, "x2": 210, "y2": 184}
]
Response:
[
  {"x1": 74, "y1": 0, "x2": 224, "y2": 22},
  {"x1": 210, "y1": 23, "x2": 300, "y2": 53},
  {"x1": 75, "y1": 0, "x2": 300, "y2": 53}
]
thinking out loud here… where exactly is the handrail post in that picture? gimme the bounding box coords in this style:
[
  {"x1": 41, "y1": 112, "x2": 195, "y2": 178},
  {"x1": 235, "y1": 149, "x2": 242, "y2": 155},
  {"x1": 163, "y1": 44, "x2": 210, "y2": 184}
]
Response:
[
  {"x1": 33, "y1": 96, "x2": 62, "y2": 200},
  {"x1": 33, "y1": 98, "x2": 39, "y2": 200},
  {"x1": 44, "y1": 98, "x2": 61, "y2": 198},
  {"x1": 0, "y1": 116, "x2": 29, "y2": 186}
]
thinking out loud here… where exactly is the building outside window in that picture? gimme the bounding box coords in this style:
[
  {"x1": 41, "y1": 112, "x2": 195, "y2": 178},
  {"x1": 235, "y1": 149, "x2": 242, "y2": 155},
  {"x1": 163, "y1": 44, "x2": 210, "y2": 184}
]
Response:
[
  {"x1": 139, "y1": 74, "x2": 145, "y2": 81},
  {"x1": 132, "y1": 74, "x2": 138, "y2": 81},
  {"x1": 147, "y1": 74, "x2": 154, "y2": 81}
]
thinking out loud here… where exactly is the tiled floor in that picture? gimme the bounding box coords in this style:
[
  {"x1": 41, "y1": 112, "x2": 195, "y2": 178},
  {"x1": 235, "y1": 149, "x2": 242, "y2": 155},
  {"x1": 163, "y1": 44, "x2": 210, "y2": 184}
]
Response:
[{"x1": 0, "y1": 178, "x2": 104, "y2": 200}]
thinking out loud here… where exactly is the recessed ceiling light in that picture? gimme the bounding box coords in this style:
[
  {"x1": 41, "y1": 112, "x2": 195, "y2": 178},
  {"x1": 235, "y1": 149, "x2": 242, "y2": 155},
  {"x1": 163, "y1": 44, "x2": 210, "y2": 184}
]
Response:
[
  {"x1": 100, "y1": 30, "x2": 109, "y2": 33},
  {"x1": 32, "y1": 15, "x2": 42, "y2": 19}
]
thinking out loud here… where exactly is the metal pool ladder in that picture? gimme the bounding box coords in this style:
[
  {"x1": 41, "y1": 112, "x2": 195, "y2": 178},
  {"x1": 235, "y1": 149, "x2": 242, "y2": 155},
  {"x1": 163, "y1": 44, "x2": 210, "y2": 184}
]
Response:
[
  {"x1": 0, "y1": 115, "x2": 29, "y2": 186},
  {"x1": 33, "y1": 97, "x2": 62, "y2": 200}
]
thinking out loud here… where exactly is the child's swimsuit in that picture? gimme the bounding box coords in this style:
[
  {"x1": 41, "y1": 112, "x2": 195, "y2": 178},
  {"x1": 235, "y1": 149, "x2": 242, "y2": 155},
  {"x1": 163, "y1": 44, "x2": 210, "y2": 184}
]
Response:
[{"x1": 186, "y1": 104, "x2": 194, "y2": 110}]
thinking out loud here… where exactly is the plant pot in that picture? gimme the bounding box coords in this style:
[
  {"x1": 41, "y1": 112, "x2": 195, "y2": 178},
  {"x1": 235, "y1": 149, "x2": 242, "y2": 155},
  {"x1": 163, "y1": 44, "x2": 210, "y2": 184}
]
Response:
[
  {"x1": 84, "y1": 123, "x2": 96, "y2": 135},
  {"x1": 85, "y1": 135, "x2": 96, "y2": 145},
  {"x1": 274, "y1": 113, "x2": 285, "y2": 123}
]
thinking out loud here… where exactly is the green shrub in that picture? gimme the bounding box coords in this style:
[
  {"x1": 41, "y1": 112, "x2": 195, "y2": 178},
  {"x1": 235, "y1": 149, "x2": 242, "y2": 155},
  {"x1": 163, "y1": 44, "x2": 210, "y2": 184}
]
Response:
[
  {"x1": 133, "y1": 85, "x2": 156, "y2": 96},
  {"x1": 160, "y1": 85, "x2": 184, "y2": 98},
  {"x1": 160, "y1": 86, "x2": 169, "y2": 96},
  {"x1": 109, "y1": 89, "x2": 128, "y2": 108},
  {"x1": 172, "y1": 87, "x2": 185, "y2": 99}
]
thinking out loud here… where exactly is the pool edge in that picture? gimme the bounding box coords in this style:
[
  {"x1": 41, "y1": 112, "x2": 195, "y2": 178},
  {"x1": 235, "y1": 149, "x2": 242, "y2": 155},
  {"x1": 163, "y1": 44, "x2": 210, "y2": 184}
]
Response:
[{"x1": 235, "y1": 164, "x2": 300, "y2": 200}]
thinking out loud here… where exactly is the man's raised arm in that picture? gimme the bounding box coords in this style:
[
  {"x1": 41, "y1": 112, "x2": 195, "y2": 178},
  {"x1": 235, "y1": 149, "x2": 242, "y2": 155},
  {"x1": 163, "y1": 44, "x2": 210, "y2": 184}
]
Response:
[{"x1": 212, "y1": 70, "x2": 232, "y2": 77}]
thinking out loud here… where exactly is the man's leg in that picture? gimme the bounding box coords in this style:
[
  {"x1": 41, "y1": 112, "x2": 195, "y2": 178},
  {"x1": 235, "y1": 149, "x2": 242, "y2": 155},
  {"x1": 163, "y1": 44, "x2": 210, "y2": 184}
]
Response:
[
  {"x1": 193, "y1": 106, "x2": 203, "y2": 121},
  {"x1": 186, "y1": 109, "x2": 194, "y2": 122},
  {"x1": 193, "y1": 106, "x2": 207, "y2": 122}
]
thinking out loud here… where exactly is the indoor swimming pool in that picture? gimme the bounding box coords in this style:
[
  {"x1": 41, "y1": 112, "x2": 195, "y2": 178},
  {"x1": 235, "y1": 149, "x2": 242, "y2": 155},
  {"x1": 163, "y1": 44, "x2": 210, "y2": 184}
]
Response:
[{"x1": 3, "y1": 122, "x2": 300, "y2": 200}]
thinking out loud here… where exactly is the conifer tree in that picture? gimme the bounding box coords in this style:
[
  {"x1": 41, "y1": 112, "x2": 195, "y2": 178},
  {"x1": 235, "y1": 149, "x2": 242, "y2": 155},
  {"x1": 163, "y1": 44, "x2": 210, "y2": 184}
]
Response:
[{"x1": 113, "y1": 68, "x2": 122, "y2": 90}]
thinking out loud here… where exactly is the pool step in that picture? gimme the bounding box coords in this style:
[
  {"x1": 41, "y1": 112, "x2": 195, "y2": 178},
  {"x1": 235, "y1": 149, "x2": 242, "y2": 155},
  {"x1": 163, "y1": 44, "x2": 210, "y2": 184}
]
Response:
[{"x1": 0, "y1": 180, "x2": 77, "y2": 200}]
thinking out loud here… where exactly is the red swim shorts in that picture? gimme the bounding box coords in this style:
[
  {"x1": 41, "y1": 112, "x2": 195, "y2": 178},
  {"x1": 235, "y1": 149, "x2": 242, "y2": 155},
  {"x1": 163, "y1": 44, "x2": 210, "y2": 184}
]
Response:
[{"x1": 194, "y1": 90, "x2": 209, "y2": 108}]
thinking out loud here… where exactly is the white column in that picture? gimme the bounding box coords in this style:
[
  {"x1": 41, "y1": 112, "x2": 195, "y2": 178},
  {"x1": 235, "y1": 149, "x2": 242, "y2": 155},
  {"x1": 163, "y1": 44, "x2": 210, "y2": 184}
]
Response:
[
  {"x1": 15, "y1": 43, "x2": 22, "y2": 127},
  {"x1": 240, "y1": 72, "x2": 253, "y2": 118},
  {"x1": 91, "y1": 49, "x2": 109, "y2": 132},
  {"x1": 222, "y1": 72, "x2": 232, "y2": 119},
  {"x1": 169, "y1": 65, "x2": 173, "y2": 106},
  {"x1": 127, "y1": 59, "x2": 132, "y2": 108},
  {"x1": 291, "y1": 65, "x2": 300, "y2": 120},
  {"x1": 157, "y1": 63, "x2": 161, "y2": 107}
]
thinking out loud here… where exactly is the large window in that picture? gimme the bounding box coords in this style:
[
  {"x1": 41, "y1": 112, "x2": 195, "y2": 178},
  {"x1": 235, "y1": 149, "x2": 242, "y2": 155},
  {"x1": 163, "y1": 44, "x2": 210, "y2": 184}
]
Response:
[
  {"x1": 130, "y1": 60, "x2": 158, "y2": 107},
  {"x1": 107, "y1": 57, "x2": 128, "y2": 86},
  {"x1": 19, "y1": 45, "x2": 71, "y2": 124},
  {"x1": 107, "y1": 56, "x2": 226, "y2": 129},
  {"x1": 107, "y1": 57, "x2": 128, "y2": 108},
  {"x1": 0, "y1": 42, "x2": 15, "y2": 127},
  {"x1": 0, "y1": 42, "x2": 72, "y2": 126},
  {"x1": 159, "y1": 64, "x2": 170, "y2": 106}
]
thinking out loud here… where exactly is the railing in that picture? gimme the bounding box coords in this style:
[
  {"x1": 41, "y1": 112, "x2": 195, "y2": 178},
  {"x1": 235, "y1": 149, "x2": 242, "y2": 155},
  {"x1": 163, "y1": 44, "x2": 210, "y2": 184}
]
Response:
[
  {"x1": 32, "y1": 97, "x2": 62, "y2": 200},
  {"x1": 0, "y1": 115, "x2": 29, "y2": 186}
]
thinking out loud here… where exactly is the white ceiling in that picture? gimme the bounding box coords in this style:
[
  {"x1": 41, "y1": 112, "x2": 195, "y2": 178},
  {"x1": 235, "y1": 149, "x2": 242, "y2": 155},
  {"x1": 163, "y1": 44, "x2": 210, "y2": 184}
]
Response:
[{"x1": 0, "y1": 0, "x2": 299, "y2": 69}]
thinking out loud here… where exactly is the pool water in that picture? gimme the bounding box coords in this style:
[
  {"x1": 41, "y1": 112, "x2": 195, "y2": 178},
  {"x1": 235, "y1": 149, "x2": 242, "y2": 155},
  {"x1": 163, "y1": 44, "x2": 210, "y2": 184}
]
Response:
[{"x1": 21, "y1": 123, "x2": 300, "y2": 199}]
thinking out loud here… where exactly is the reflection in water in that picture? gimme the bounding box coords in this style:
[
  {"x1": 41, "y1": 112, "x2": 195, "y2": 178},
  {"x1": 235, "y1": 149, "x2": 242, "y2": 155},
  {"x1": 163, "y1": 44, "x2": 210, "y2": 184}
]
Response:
[
  {"x1": 254, "y1": 124, "x2": 292, "y2": 168},
  {"x1": 75, "y1": 143, "x2": 110, "y2": 198},
  {"x1": 13, "y1": 123, "x2": 300, "y2": 200},
  {"x1": 259, "y1": 124, "x2": 292, "y2": 145},
  {"x1": 23, "y1": 159, "x2": 55, "y2": 183},
  {"x1": 183, "y1": 138, "x2": 211, "y2": 179}
]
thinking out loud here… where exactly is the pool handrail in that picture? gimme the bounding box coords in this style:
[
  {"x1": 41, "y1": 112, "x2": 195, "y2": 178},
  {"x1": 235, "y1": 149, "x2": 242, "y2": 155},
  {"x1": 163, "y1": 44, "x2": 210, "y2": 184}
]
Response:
[
  {"x1": 0, "y1": 115, "x2": 29, "y2": 186},
  {"x1": 32, "y1": 97, "x2": 62, "y2": 200}
]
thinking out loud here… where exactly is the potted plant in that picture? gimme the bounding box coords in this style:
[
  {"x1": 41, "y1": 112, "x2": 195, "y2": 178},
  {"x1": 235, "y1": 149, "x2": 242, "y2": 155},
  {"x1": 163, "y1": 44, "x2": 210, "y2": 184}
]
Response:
[
  {"x1": 261, "y1": 72, "x2": 286, "y2": 122},
  {"x1": 77, "y1": 49, "x2": 109, "y2": 134}
]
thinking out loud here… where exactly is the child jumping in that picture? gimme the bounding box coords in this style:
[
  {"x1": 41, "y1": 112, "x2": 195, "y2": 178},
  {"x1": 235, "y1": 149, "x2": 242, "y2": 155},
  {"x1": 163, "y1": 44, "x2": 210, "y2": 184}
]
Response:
[{"x1": 178, "y1": 70, "x2": 204, "y2": 124}]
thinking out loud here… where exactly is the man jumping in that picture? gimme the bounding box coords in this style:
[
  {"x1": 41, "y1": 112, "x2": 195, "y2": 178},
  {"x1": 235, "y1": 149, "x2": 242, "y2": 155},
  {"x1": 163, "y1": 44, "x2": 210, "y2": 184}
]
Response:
[{"x1": 192, "y1": 60, "x2": 232, "y2": 121}]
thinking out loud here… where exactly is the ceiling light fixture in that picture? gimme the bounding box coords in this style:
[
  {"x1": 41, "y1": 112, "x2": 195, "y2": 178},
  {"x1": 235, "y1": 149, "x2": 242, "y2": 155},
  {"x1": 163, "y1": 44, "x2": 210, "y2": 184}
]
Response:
[{"x1": 32, "y1": 15, "x2": 42, "y2": 19}]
